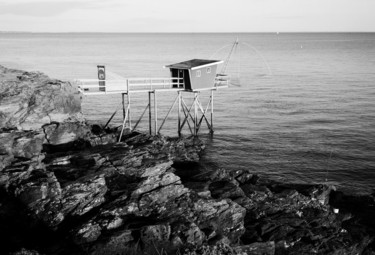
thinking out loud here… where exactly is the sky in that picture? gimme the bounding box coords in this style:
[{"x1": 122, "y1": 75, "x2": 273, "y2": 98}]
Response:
[{"x1": 0, "y1": 0, "x2": 374, "y2": 32}]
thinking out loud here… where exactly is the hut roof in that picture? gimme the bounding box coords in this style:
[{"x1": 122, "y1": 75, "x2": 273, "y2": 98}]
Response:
[{"x1": 165, "y1": 59, "x2": 223, "y2": 70}]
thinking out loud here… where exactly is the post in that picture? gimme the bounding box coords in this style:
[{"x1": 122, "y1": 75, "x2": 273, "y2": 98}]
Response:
[
  {"x1": 122, "y1": 93, "x2": 126, "y2": 120},
  {"x1": 154, "y1": 91, "x2": 158, "y2": 135},
  {"x1": 148, "y1": 92, "x2": 152, "y2": 135},
  {"x1": 127, "y1": 80, "x2": 131, "y2": 129},
  {"x1": 97, "y1": 65, "x2": 106, "y2": 92},
  {"x1": 194, "y1": 92, "x2": 198, "y2": 136},
  {"x1": 178, "y1": 91, "x2": 181, "y2": 136},
  {"x1": 211, "y1": 89, "x2": 214, "y2": 134}
]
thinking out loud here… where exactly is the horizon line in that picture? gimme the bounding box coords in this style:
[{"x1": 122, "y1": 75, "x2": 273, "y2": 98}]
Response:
[{"x1": 1, "y1": 31, "x2": 375, "y2": 34}]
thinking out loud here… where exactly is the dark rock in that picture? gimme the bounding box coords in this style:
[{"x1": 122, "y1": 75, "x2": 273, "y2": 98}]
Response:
[
  {"x1": 89, "y1": 230, "x2": 134, "y2": 255},
  {"x1": 0, "y1": 65, "x2": 82, "y2": 130},
  {"x1": 73, "y1": 222, "x2": 102, "y2": 245},
  {"x1": 232, "y1": 170, "x2": 255, "y2": 185},
  {"x1": 141, "y1": 224, "x2": 171, "y2": 246},
  {"x1": 0, "y1": 130, "x2": 45, "y2": 173},
  {"x1": 43, "y1": 121, "x2": 90, "y2": 146},
  {"x1": 59, "y1": 174, "x2": 108, "y2": 217},
  {"x1": 9, "y1": 248, "x2": 42, "y2": 255},
  {"x1": 209, "y1": 180, "x2": 245, "y2": 199},
  {"x1": 194, "y1": 198, "x2": 246, "y2": 244},
  {"x1": 184, "y1": 223, "x2": 206, "y2": 246},
  {"x1": 234, "y1": 241, "x2": 275, "y2": 255},
  {"x1": 270, "y1": 183, "x2": 334, "y2": 205}
]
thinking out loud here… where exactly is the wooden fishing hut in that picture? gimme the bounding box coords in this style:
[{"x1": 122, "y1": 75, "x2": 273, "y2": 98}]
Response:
[
  {"x1": 166, "y1": 59, "x2": 223, "y2": 90},
  {"x1": 75, "y1": 59, "x2": 229, "y2": 140}
]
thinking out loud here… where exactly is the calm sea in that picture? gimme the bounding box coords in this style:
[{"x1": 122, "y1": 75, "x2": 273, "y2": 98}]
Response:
[{"x1": 1, "y1": 32, "x2": 375, "y2": 195}]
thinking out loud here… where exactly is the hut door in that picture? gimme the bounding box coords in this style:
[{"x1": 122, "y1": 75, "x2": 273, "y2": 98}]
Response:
[{"x1": 178, "y1": 70, "x2": 184, "y2": 88}]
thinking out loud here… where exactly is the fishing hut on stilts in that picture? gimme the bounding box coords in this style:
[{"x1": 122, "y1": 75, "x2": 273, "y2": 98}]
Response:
[{"x1": 76, "y1": 41, "x2": 239, "y2": 140}]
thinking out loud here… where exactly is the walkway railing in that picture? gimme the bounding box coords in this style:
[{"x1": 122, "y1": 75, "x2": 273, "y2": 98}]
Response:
[
  {"x1": 75, "y1": 77, "x2": 184, "y2": 95},
  {"x1": 75, "y1": 75, "x2": 229, "y2": 95},
  {"x1": 215, "y1": 74, "x2": 230, "y2": 88}
]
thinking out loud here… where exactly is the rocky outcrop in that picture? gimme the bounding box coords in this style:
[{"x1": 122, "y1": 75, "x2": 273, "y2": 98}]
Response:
[
  {"x1": 0, "y1": 66, "x2": 244, "y2": 254},
  {"x1": 0, "y1": 65, "x2": 82, "y2": 130},
  {"x1": 181, "y1": 168, "x2": 375, "y2": 254},
  {"x1": 1, "y1": 65, "x2": 374, "y2": 255}
]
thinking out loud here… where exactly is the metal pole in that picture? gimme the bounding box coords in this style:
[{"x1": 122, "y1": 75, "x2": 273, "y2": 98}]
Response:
[
  {"x1": 127, "y1": 80, "x2": 131, "y2": 129},
  {"x1": 178, "y1": 91, "x2": 181, "y2": 136},
  {"x1": 211, "y1": 89, "x2": 214, "y2": 134},
  {"x1": 194, "y1": 92, "x2": 198, "y2": 136},
  {"x1": 148, "y1": 92, "x2": 152, "y2": 135},
  {"x1": 154, "y1": 91, "x2": 158, "y2": 135},
  {"x1": 122, "y1": 93, "x2": 126, "y2": 120}
]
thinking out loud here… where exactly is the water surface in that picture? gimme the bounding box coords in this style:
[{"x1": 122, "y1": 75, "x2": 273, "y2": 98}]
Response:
[{"x1": 1, "y1": 32, "x2": 374, "y2": 194}]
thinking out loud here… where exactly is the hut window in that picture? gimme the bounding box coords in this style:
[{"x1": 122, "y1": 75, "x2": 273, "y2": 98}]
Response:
[
  {"x1": 207, "y1": 67, "x2": 211, "y2": 73},
  {"x1": 196, "y1": 70, "x2": 201, "y2": 77}
]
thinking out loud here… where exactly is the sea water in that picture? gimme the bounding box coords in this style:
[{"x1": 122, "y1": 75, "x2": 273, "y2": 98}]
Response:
[{"x1": 1, "y1": 32, "x2": 374, "y2": 194}]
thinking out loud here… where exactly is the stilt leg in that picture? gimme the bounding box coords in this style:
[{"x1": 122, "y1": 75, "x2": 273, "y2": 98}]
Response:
[
  {"x1": 148, "y1": 92, "x2": 152, "y2": 135},
  {"x1": 122, "y1": 93, "x2": 126, "y2": 120},
  {"x1": 127, "y1": 92, "x2": 131, "y2": 129},
  {"x1": 178, "y1": 92, "x2": 181, "y2": 137},
  {"x1": 154, "y1": 91, "x2": 158, "y2": 135},
  {"x1": 194, "y1": 92, "x2": 198, "y2": 136},
  {"x1": 211, "y1": 89, "x2": 214, "y2": 134}
]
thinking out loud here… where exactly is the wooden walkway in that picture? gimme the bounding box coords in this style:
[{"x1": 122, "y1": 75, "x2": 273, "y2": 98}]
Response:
[
  {"x1": 75, "y1": 76, "x2": 229, "y2": 95},
  {"x1": 74, "y1": 76, "x2": 229, "y2": 138}
]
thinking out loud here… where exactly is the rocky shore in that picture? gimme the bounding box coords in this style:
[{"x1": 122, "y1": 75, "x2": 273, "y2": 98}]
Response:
[{"x1": 1, "y1": 65, "x2": 374, "y2": 255}]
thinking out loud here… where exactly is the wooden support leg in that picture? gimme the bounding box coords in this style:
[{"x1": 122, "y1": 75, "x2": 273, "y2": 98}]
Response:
[
  {"x1": 211, "y1": 89, "x2": 214, "y2": 134},
  {"x1": 122, "y1": 93, "x2": 126, "y2": 120},
  {"x1": 181, "y1": 100, "x2": 193, "y2": 135},
  {"x1": 194, "y1": 92, "x2": 198, "y2": 136},
  {"x1": 196, "y1": 97, "x2": 211, "y2": 132},
  {"x1": 148, "y1": 92, "x2": 152, "y2": 135},
  {"x1": 104, "y1": 108, "x2": 118, "y2": 130},
  {"x1": 180, "y1": 97, "x2": 195, "y2": 135},
  {"x1": 154, "y1": 91, "x2": 158, "y2": 135},
  {"x1": 178, "y1": 92, "x2": 181, "y2": 137},
  {"x1": 127, "y1": 92, "x2": 131, "y2": 129}
]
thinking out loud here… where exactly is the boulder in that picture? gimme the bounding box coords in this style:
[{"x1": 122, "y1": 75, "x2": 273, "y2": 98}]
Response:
[
  {"x1": 0, "y1": 130, "x2": 45, "y2": 172},
  {"x1": 0, "y1": 65, "x2": 82, "y2": 130},
  {"x1": 43, "y1": 121, "x2": 90, "y2": 146},
  {"x1": 193, "y1": 198, "x2": 246, "y2": 244}
]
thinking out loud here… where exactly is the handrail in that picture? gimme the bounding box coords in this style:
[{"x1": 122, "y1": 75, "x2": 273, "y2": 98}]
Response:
[
  {"x1": 75, "y1": 75, "x2": 230, "y2": 95},
  {"x1": 214, "y1": 74, "x2": 230, "y2": 87},
  {"x1": 75, "y1": 77, "x2": 184, "y2": 95}
]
